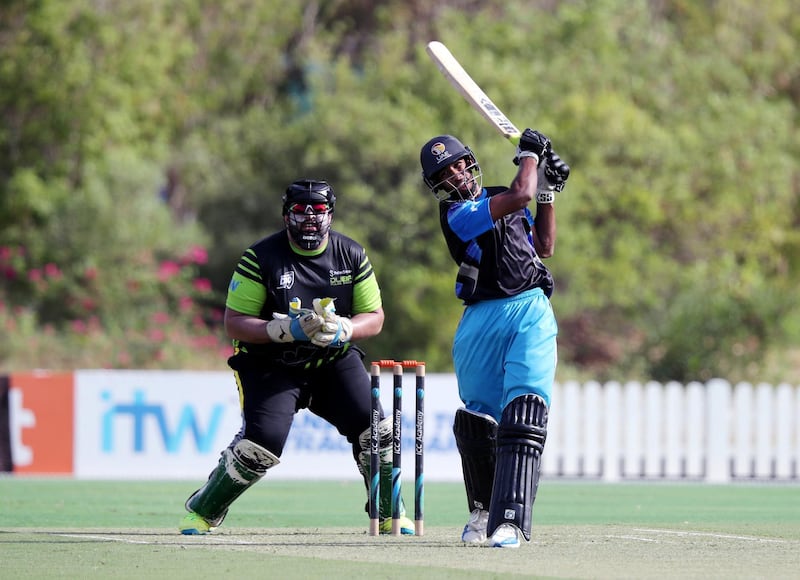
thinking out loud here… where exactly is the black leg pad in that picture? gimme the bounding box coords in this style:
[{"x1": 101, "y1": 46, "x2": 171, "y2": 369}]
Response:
[
  {"x1": 453, "y1": 408, "x2": 498, "y2": 512},
  {"x1": 487, "y1": 394, "x2": 548, "y2": 541}
]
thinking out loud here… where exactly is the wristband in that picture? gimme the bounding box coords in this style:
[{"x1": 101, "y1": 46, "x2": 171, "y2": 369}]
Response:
[
  {"x1": 516, "y1": 151, "x2": 540, "y2": 165},
  {"x1": 536, "y1": 190, "x2": 555, "y2": 204}
]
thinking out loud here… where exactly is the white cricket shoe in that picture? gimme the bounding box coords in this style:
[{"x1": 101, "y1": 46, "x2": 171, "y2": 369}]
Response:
[
  {"x1": 488, "y1": 523, "x2": 520, "y2": 548},
  {"x1": 461, "y1": 509, "x2": 489, "y2": 544}
]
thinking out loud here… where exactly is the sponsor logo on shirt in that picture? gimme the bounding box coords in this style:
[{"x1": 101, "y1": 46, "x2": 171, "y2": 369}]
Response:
[
  {"x1": 329, "y1": 268, "x2": 352, "y2": 287},
  {"x1": 278, "y1": 270, "x2": 295, "y2": 290}
]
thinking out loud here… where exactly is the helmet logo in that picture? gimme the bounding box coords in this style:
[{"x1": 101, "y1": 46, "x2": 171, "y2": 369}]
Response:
[{"x1": 430, "y1": 142, "x2": 452, "y2": 163}]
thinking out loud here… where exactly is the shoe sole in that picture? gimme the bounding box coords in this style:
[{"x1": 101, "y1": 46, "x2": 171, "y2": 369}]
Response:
[
  {"x1": 180, "y1": 528, "x2": 212, "y2": 535},
  {"x1": 379, "y1": 529, "x2": 415, "y2": 535},
  {"x1": 489, "y1": 541, "x2": 520, "y2": 548}
]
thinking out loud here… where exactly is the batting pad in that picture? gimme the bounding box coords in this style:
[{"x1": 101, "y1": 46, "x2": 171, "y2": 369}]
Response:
[
  {"x1": 487, "y1": 395, "x2": 548, "y2": 541},
  {"x1": 453, "y1": 408, "x2": 498, "y2": 512}
]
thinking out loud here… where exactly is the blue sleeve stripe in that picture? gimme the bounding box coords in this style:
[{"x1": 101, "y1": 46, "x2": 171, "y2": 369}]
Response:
[{"x1": 448, "y1": 198, "x2": 494, "y2": 241}]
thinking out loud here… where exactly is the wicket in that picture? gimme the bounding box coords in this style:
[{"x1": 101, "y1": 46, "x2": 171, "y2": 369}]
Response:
[{"x1": 368, "y1": 360, "x2": 425, "y2": 537}]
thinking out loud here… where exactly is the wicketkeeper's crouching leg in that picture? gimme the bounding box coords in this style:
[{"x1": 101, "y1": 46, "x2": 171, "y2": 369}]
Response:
[
  {"x1": 356, "y1": 417, "x2": 415, "y2": 534},
  {"x1": 179, "y1": 438, "x2": 280, "y2": 535},
  {"x1": 486, "y1": 394, "x2": 548, "y2": 548}
]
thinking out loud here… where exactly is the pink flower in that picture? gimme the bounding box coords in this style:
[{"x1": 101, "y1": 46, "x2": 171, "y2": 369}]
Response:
[
  {"x1": 183, "y1": 245, "x2": 208, "y2": 265},
  {"x1": 28, "y1": 269, "x2": 42, "y2": 281},
  {"x1": 71, "y1": 319, "x2": 88, "y2": 334},
  {"x1": 0, "y1": 247, "x2": 10, "y2": 261},
  {"x1": 44, "y1": 263, "x2": 62, "y2": 279},
  {"x1": 148, "y1": 329, "x2": 166, "y2": 342},
  {"x1": 151, "y1": 311, "x2": 171, "y2": 325},
  {"x1": 192, "y1": 278, "x2": 212, "y2": 293},
  {"x1": 179, "y1": 296, "x2": 194, "y2": 312},
  {"x1": 157, "y1": 261, "x2": 181, "y2": 281},
  {"x1": 191, "y1": 335, "x2": 217, "y2": 348},
  {"x1": 84, "y1": 266, "x2": 98, "y2": 281}
]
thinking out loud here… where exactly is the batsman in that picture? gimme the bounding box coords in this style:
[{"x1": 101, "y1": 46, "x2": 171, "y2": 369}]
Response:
[
  {"x1": 179, "y1": 179, "x2": 414, "y2": 535},
  {"x1": 420, "y1": 129, "x2": 570, "y2": 547}
]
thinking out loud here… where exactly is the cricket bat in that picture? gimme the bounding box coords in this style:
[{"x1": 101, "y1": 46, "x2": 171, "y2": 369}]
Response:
[{"x1": 425, "y1": 41, "x2": 522, "y2": 145}]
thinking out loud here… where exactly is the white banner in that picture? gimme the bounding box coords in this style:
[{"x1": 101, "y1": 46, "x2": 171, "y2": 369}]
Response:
[{"x1": 73, "y1": 369, "x2": 464, "y2": 481}]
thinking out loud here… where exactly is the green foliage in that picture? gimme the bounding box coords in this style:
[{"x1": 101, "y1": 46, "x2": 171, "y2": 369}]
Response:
[{"x1": 1, "y1": 0, "x2": 799, "y2": 382}]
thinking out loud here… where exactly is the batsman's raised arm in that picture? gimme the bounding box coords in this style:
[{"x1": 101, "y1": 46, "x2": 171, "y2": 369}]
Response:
[{"x1": 488, "y1": 128, "x2": 551, "y2": 220}]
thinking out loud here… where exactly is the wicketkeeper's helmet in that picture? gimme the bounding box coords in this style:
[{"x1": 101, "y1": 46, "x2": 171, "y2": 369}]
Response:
[
  {"x1": 282, "y1": 179, "x2": 336, "y2": 250},
  {"x1": 282, "y1": 179, "x2": 336, "y2": 214}
]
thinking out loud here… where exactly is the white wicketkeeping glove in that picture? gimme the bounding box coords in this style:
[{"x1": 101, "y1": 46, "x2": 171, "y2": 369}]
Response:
[
  {"x1": 265, "y1": 298, "x2": 323, "y2": 343},
  {"x1": 310, "y1": 297, "x2": 354, "y2": 348}
]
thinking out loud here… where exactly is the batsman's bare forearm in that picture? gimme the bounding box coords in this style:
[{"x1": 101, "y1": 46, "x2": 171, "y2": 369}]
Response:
[
  {"x1": 489, "y1": 157, "x2": 538, "y2": 220},
  {"x1": 533, "y1": 203, "x2": 556, "y2": 258}
]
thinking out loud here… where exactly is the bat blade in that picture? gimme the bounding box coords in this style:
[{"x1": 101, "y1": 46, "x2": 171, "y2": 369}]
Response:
[{"x1": 426, "y1": 41, "x2": 521, "y2": 145}]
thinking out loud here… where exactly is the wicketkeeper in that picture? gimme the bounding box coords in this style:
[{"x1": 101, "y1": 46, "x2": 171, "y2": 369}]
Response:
[{"x1": 179, "y1": 179, "x2": 414, "y2": 535}]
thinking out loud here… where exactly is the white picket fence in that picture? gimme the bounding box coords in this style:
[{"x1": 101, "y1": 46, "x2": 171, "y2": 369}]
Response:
[{"x1": 543, "y1": 379, "x2": 800, "y2": 482}]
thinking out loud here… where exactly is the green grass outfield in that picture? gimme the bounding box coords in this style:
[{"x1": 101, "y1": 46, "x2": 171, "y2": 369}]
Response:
[{"x1": 1, "y1": 478, "x2": 798, "y2": 579}]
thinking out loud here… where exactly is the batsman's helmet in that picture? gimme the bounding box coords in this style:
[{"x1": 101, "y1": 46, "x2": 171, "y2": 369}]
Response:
[
  {"x1": 420, "y1": 135, "x2": 482, "y2": 201},
  {"x1": 282, "y1": 179, "x2": 336, "y2": 250}
]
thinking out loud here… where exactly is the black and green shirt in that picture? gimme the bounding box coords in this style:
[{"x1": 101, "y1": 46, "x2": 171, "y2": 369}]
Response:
[{"x1": 226, "y1": 230, "x2": 381, "y2": 368}]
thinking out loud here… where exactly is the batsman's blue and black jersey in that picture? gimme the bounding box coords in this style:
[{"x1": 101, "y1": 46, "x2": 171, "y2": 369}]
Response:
[
  {"x1": 226, "y1": 230, "x2": 381, "y2": 368},
  {"x1": 439, "y1": 186, "x2": 554, "y2": 304}
]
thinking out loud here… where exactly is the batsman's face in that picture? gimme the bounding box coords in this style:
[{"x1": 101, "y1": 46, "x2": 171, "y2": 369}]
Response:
[{"x1": 434, "y1": 158, "x2": 479, "y2": 199}]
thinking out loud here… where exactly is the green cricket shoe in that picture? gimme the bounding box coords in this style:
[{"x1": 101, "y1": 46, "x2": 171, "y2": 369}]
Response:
[
  {"x1": 179, "y1": 511, "x2": 216, "y2": 535},
  {"x1": 379, "y1": 515, "x2": 415, "y2": 535}
]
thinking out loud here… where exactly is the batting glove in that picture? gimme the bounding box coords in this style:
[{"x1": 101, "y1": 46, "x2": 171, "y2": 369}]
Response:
[
  {"x1": 536, "y1": 150, "x2": 571, "y2": 204},
  {"x1": 513, "y1": 128, "x2": 551, "y2": 166}
]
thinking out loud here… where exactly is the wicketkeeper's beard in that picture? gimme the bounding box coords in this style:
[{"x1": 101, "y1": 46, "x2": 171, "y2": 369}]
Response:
[{"x1": 286, "y1": 214, "x2": 331, "y2": 250}]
